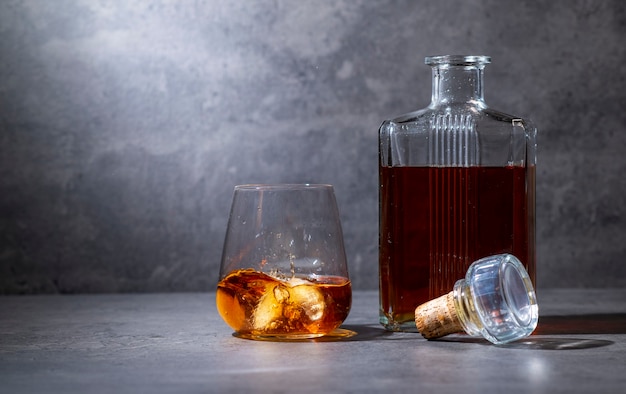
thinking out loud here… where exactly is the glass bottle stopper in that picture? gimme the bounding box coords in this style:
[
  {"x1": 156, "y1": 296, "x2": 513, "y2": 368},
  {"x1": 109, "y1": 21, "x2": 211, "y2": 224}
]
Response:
[{"x1": 414, "y1": 254, "x2": 539, "y2": 345}]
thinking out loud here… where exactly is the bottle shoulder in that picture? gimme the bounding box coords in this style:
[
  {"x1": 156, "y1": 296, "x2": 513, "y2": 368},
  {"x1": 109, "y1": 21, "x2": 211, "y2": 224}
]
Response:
[
  {"x1": 379, "y1": 104, "x2": 537, "y2": 167},
  {"x1": 380, "y1": 105, "x2": 536, "y2": 134}
]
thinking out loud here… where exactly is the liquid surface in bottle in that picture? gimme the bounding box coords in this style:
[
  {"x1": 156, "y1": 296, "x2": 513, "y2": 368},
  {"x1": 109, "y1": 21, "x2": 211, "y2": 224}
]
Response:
[
  {"x1": 217, "y1": 269, "x2": 352, "y2": 338},
  {"x1": 379, "y1": 165, "x2": 535, "y2": 331}
]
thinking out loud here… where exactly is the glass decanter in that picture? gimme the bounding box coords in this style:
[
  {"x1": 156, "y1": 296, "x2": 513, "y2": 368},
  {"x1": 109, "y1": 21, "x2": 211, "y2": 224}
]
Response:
[{"x1": 379, "y1": 55, "x2": 537, "y2": 331}]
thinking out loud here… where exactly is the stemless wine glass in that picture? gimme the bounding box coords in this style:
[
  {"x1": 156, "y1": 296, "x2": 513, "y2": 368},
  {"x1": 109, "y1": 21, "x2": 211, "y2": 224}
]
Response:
[{"x1": 216, "y1": 184, "x2": 352, "y2": 340}]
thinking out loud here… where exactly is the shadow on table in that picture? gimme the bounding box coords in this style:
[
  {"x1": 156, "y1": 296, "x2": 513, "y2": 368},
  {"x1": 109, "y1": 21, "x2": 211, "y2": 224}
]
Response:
[
  {"x1": 433, "y1": 313, "x2": 626, "y2": 350},
  {"x1": 336, "y1": 313, "x2": 626, "y2": 349},
  {"x1": 437, "y1": 335, "x2": 614, "y2": 350},
  {"x1": 274, "y1": 324, "x2": 421, "y2": 343},
  {"x1": 535, "y1": 313, "x2": 626, "y2": 335},
  {"x1": 261, "y1": 314, "x2": 626, "y2": 346},
  {"x1": 231, "y1": 325, "x2": 401, "y2": 343},
  {"x1": 337, "y1": 324, "x2": 401, "y2": 342}
]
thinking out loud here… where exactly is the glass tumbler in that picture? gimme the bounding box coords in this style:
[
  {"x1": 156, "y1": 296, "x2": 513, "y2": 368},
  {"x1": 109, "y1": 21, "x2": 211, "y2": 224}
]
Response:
[{"x1": 216, "y1": 184, "x2": 352, "y2": 340}]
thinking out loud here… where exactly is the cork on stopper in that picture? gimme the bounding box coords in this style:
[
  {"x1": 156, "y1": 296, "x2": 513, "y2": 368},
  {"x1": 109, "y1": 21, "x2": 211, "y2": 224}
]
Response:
[{"x1": 414, "y1": 291, "x2": 463, "y2": 339}]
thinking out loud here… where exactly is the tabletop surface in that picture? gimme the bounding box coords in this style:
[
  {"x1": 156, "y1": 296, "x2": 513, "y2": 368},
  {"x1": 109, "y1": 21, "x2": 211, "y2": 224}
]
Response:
[{"x1": 1, "y1": 289, "x2": 625, "y2": 393}]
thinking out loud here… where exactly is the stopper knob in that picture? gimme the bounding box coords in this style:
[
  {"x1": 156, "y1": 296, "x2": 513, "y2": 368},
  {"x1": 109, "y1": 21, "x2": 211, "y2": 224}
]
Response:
[{"x1": 414, "y1": 254, "x2": 539, "y2": 345}]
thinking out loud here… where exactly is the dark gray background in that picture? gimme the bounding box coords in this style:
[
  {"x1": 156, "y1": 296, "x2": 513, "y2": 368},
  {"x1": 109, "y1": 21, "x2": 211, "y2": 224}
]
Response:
[{"x1": 1, "y1": 0, "x2": 624, "y2": 293}]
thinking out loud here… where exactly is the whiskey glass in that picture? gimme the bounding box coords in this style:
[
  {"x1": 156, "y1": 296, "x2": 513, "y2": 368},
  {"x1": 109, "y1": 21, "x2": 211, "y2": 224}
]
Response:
[{"x1": 216, "y1": 184, "x2": 352, "y2": 340}]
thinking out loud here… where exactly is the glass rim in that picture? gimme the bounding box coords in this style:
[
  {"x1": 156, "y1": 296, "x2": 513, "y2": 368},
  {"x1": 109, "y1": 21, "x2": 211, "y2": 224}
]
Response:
[
  {"x1": 234, "y1": 183, "x2": 334, "y2": 191},
  {"x1": 425, "y1": 55, "x2": 491, "y2": 66}
]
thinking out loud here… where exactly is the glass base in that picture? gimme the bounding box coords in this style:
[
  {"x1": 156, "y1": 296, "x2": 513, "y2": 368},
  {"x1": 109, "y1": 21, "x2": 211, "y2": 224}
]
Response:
[
  {"x1": 379, "y1": 315, "x2": 419, "y2": 332},
  {"x1": 233, "y1": 328, "x2": 357, "y2": 342}
]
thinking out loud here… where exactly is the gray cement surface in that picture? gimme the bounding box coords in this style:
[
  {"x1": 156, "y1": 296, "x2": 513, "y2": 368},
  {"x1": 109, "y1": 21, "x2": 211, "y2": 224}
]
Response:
[{"x1": 1, "y1": 290, "x2": 625, "y2": 393}]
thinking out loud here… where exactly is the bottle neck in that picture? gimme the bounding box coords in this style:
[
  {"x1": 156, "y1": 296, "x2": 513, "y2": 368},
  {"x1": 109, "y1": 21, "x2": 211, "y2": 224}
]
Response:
[{"x1": 430, "y1": 64, "x2": 486, "y2": 107}]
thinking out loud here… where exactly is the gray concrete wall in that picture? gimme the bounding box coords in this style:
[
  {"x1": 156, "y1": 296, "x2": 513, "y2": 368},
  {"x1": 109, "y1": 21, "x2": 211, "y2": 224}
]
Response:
[{"x1": 1, "y1": 0, "x2": 625, "y2": 293}]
